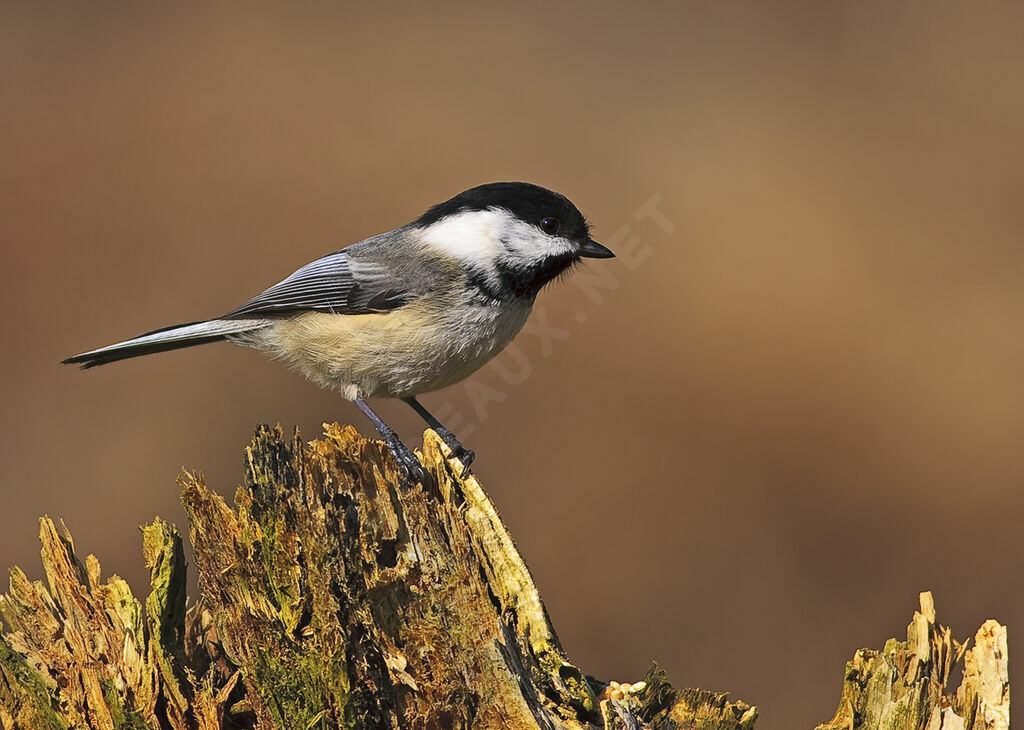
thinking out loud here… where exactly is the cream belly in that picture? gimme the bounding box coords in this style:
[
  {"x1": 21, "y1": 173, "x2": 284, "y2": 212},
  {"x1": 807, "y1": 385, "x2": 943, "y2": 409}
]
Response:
[{"x1": 246, "y1": 298, "x2": 533, "y2": 400}]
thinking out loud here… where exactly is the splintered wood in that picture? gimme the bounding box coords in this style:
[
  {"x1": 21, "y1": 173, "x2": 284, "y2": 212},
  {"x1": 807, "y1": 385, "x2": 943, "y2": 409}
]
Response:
[
  {"x1": 0, "y1": 425, "x2": 1010, "y2": 729},
  {"x1": 817, "y1": 592, "x2": 1008, "y2": 730}
]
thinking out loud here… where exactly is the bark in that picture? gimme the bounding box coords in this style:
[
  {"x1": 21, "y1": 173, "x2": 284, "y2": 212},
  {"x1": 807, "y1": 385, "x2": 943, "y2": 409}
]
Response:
[{"x1": 0, "y1": 424, "x2": 1009, "y2": 729}]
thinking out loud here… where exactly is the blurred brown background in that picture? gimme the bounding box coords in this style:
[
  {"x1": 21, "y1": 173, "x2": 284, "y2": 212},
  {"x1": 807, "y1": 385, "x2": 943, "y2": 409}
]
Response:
[{"x1": 2, "y1": 2, "x2": 1022, "y2": 727}]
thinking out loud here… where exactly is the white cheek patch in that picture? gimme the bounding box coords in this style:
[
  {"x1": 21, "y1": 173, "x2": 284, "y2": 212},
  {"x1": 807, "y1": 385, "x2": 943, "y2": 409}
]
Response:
[
  {"x1": 419, "y1": 207, "x2": 576, "y2": 276},
  {"x1": 419, "y1": 209, "x2": 508, "y2": 265}
]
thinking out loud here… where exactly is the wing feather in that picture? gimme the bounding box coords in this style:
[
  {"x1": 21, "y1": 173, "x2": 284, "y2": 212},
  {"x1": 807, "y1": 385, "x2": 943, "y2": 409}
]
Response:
[{"x1": 222, "y1": 251, "x2": 415, "y2": 318}]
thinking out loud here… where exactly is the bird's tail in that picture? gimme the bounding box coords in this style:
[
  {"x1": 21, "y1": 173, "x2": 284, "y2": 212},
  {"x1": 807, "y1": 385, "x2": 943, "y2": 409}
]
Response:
[{"x1": 62, "y1": 318, "x2": 268, "y2": 369}]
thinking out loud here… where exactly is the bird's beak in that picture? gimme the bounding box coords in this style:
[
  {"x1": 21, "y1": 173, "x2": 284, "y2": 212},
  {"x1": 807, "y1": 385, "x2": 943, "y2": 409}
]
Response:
[{"x1": 578, "y1": 239, "x2": 615, "y2": 259}]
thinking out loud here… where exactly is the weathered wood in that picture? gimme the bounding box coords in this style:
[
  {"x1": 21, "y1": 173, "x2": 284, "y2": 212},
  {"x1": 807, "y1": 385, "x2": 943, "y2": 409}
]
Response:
[
  {"x1": 817, "y1": 592, "x2": 1009, "y2": 730},
  {"x1": 0, "y1": 516, "x2": 235, "y2": 729},
  {"x1": 0, "y1": 424, "x2": 1009, "y2": 729}
]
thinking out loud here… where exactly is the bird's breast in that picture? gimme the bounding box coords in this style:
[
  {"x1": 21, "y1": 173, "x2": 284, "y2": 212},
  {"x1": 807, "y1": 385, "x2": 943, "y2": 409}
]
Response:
[{"x1": 254, "y1": 297, "x2": 533, "y2": 399}]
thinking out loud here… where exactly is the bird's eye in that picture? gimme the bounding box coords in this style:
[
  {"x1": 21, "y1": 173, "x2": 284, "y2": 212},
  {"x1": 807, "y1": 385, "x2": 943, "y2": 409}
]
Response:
[{"x1": 540, "y1": 217, "x2": 560, "y2": 235}]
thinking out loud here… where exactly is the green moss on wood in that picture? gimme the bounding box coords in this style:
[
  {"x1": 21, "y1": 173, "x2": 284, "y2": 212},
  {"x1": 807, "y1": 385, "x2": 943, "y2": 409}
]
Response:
[
  {"x1": 0, "y1": 636, "x2": 68, "y2": 730},
  {"x1": 1, "y1": 425, "x2": 1005, "y2": 729}
]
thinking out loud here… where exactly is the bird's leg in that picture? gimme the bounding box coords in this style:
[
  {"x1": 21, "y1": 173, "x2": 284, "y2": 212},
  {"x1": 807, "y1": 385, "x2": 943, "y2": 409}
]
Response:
[
  {"x1": 353, "y1": 396, "x2": 426, "y2": 485},
  {"x1": 402, "y1": 396, "x2": 475, "y2": 475}
]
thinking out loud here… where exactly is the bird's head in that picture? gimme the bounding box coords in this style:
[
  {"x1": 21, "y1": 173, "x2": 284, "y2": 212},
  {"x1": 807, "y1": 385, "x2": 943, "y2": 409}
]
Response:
[{"x1": 415, "y1": 182, "x2": 614, "y2": 298}]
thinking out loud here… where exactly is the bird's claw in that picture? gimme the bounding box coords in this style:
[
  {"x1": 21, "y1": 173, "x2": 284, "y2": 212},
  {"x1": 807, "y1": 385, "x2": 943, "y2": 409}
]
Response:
[
  {"x1": 383, "y1": 435, "x2": 427, "y2": 486},
  {"x1": 452, "y1": 447, "x2": 475, "y2": 477},
  {"x1": 433, "y1": 427, "x2": 474, "y2": 477}
]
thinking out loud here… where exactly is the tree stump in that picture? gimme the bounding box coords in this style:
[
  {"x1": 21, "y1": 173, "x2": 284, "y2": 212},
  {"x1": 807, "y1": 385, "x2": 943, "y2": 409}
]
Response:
[{"x1": 0, "y1": 425, "x2": 1009, "y2": 729}]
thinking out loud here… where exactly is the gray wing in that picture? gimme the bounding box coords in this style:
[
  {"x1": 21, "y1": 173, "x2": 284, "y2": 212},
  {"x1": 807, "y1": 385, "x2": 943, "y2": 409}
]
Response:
[{"x1": 222, "y1": 251, "x2": 416, "y2": 319}]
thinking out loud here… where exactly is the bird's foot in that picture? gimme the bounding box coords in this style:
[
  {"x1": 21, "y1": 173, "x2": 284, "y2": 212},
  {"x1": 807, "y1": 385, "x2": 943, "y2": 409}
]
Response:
[
  {"x1": 382, "y1": 433, "x2": 427, "y2": 486},
  {"x1": 433, "y1": 427, "x2": 475, "y2": 477}
]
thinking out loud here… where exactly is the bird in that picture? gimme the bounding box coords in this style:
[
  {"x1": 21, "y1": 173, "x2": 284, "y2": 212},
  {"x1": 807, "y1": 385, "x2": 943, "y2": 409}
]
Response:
[{"x1": 63, "y1": 182, "x2": 614, "y2": 483}]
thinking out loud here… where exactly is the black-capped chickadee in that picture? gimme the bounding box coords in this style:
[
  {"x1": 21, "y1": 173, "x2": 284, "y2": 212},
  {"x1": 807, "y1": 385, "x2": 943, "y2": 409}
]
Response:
[{"x1": 64, "y1": 182, "x2": 614, "y2": 482}]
